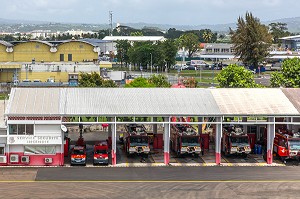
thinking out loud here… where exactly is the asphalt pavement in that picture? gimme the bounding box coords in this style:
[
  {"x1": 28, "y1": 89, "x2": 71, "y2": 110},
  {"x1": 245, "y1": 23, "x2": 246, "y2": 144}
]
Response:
[{"x1": 1, "y1": 167, "x2": 300, "y2": 198}]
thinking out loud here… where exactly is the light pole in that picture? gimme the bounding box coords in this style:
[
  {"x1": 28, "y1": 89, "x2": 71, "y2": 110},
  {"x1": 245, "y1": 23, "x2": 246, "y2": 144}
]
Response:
[{"x1": 150, "y1": 53, "x2": 153, "y2": 74}]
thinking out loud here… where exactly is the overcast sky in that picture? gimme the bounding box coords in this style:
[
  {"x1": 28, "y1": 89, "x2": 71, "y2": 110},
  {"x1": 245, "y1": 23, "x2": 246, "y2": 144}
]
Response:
[{"x1": 0, "y1": 0, "x2": 299, "y2": 25}]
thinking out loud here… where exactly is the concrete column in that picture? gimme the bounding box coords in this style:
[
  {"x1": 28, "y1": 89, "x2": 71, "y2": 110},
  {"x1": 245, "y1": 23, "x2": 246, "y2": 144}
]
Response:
[
  {"x1": 215, "y1": 117, "x2": 222, "y2": 164},
  {"x1": 267, "y1": 117, "x2": 275, "y2": 164},
  {"x1": 164, "y1": 117, "x2": 170, "y2": 165},
  {"x1": 153, "y1": 117, "x2": 157, "y2": 134},
  {"x1": 286, "y1": 117, "x2": 292, "y2": 130},
  {"x1": 111, "y1": 117, "x2": 117, "y2": 166},
  {"x1": 198, "y1": 117, "x2": 203, "y2": 135},
  {"x1": 242, "y1": 117, "x2": 247, "y2": 134}
]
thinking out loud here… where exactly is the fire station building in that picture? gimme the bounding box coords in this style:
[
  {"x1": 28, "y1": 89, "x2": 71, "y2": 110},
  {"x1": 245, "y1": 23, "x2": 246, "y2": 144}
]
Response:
[{"x1": 1, "y1": 87, "x2": 300, "y2": 166}]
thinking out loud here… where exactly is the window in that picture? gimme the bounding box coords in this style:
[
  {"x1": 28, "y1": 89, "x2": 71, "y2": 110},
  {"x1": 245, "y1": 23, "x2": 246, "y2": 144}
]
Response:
[
  {"x1": 24, "y1": 146, "x2": 56, "y2": 155},
  {"x1": 9, "y1": 124, "x2": 34, "y2": 135},
  {"x1": 60, "y1": 54, "x2": 64, "y2": 61},
  {"x1": 68, "y1": 54, "x2": 72, "y2": 61},
  {"x1": 206, "y1": 48, "x2": 212, "y2": 53},
  {"x1": 36, "y1": 45, "x2": 40, "y2": 49},
  {"x1": 0, "y1": 146, "x2": 4, "y2": 155},
  {"x1": 214, "y1": 49, "x2": 220, "y2": 53}
]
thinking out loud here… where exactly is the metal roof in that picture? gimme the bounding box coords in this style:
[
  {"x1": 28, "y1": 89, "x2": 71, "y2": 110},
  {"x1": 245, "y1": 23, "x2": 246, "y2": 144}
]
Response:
[
  {"x1": 281, "y1": 88, "x2": 300, "y2": 113},
  {"x1": 6, "y1": 88, "x2": 61, "y2": 116},
  {"x1": 5, "y1": 88, "x2": 300, "y2": 117},
  {"x1": 102, "y1": 36, "x2": 166, "y2": 42},
  {"x1": 211, "y1": 88, "x2": 299, "y2": 116},
  {"x1": 60, "y1": 88, "x2": 221, "y2": 116},
  {"x1": 0, "y1": 40, "x2": 13, "y2": 47}
]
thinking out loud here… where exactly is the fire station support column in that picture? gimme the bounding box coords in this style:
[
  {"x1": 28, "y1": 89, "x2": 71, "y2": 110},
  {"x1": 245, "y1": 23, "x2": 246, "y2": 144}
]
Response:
[
  {"x1": 215, "y1": 117, "x2": 222, "y2": 165},
  {"x1": 164, "y1": 117, "x2": 170, "y2": 165},
  {"x1": 267, "y1": 117, "x2": 275, "y2": 164},
  {"x1": 198, "y1": 117, "x2": 203, "y2": 135},
  {"x1": 153, "y1": 117, "x2": 157, "y2": 134},
  {"x1": 111, "y1": 117, "x2": 117, "y2": 166}
]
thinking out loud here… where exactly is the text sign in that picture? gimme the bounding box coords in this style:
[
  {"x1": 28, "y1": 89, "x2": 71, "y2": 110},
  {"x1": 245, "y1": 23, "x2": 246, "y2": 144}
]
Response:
[{"x1": 7, "y1": 136, "x2": 62, "y2": 145}]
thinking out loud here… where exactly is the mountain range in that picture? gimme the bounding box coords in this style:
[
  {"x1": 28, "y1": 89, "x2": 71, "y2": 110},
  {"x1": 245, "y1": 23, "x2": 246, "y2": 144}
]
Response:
[{"x1": 1, "y1": 16, "x2": 300, "y2": 33}]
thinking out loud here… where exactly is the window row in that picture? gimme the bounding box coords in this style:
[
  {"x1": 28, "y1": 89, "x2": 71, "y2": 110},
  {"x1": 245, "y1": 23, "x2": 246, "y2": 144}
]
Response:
[{"x1": 9, "y1": 124, "x2": 34, "y2": 135}]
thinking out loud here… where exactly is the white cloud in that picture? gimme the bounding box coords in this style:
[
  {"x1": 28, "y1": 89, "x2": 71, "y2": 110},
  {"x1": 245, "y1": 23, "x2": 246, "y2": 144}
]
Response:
[{"x1": 0, "y1": 0, "x2": 299, "y2": 25}]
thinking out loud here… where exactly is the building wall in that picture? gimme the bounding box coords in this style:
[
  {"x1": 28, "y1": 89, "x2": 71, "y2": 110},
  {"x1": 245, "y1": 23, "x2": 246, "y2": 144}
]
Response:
[
  {"x1": 56, "y1": 41, "x2": 98, "y2": 62},
  {"x1": 19, "y1": 71, "x2": 69, "y2": 82},
  {"x1": 0, "y1": 44, "x2": 13, "y2": 62},
  {"x1": 0, "y1": 70, "x2": 14, "y2": 82},
  {"x1": 13, "y1": 41, "x2": 54, "y2": 62}
]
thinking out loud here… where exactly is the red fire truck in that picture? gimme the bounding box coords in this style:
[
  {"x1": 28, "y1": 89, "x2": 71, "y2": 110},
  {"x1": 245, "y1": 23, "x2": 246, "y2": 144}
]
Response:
[
  {"x1": 70, "y1": 145, "x2": 87, "y2": 166},
  {"x1": 93, "y1": 140, "x2": 109, "y2": 165},
  {"x1": 123, "y1": 124, "x2": 150, "y2": 157},
  {"x1": 274, "y1": 129, "x2": 300, "y2": 163},
  {"x1": 222, "y1": 125, "x2": 251, "y2": 156},
  {"x1": 170, "y1": 124, "x2": 203, "y2": 157}
]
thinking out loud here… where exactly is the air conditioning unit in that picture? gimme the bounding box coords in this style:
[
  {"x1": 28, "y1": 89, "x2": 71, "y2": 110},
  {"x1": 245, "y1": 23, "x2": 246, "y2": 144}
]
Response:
[
  {"x1": 21, "y1": 156, "x2": 30, "y2": 164},
  {"x1": 44, "y1": 158, "x2": 53, "y2": 164},
  {"x1": 10, "y1": 154, "x2": 19, "y2": 163},
  {"x1": 28, "y1": 66, "x2": 33, "y2": 71},
  {"x1": 0, "y1": 156, "x2": 7, "y2": 163}
]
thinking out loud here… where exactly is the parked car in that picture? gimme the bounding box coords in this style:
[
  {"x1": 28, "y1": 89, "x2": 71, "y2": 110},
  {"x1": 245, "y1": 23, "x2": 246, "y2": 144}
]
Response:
[{"x1": 270, "y1": 62, "x2": 282, "y2": 71}]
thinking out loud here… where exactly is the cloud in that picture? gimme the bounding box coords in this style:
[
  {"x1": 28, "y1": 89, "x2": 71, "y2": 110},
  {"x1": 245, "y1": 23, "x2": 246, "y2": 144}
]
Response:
[{"x1": 0, "y1": 0, "x2": 299, "y2": 25}]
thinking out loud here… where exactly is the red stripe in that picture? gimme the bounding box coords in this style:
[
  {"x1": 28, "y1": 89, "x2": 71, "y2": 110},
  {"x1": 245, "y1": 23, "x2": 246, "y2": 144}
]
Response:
[{"x1": 164, "y1": 152, "x2": 169, "y2": 165}]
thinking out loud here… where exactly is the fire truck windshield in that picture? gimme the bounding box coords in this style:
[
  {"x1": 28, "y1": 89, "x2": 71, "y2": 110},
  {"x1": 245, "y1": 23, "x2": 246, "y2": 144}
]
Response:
[
  {"x1": 230, "y1": 137, "x2": 248, "y2": 144},
  {"x1": 288, "y1": 140, "x2": 300, "y2": 150},
  {"x1": 130, "y1": 137, "x2": 148, "y2": 146},
  {"x1": 95, "y1": 149, "x2": 107, "y2": 154},
  {"x1": 73, "y1": 149, "x2": 85, "y2": 155},
  {"x1": 181, "y1": 137, "x2": 199, "y2": 146}
]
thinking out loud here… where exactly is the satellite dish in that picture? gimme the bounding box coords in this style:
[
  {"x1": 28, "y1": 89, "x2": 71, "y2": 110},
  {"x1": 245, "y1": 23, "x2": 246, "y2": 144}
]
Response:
[{"x1": 61, "y1": 125, "x2": 68, "y2": 133}]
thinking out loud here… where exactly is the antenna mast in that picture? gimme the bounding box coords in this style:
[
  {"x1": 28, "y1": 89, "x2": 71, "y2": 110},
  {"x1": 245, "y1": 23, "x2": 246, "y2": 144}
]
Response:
[{"x1": 109, "y1": 11, "x2": 113, "y2": 36}]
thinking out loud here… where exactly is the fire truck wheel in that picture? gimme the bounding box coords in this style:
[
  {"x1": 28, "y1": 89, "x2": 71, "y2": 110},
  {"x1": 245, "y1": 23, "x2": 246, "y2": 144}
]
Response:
[
  {"x1": 201, "y1": 150, "x2": 204, "y2": 156},
  {"x1": 194, "y1": 154, "x2": 199, "y2": 158},
  {"x1": 281, "y1": 157, "x2": 286, "y2": 164}
]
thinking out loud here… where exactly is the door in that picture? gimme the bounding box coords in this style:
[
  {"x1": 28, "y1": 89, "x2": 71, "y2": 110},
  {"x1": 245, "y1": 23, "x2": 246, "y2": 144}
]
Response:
[
  {"x1": 68, "y1": 54, "x2": 72, "y2": 61},
  {"x1": 60, "y1": 54, "x2": 64, "y2": 61}
]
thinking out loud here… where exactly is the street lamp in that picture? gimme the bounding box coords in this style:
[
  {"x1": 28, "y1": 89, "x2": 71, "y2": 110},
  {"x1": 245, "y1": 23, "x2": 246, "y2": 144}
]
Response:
[{"x1": 150, "y1": 53, "x2": 153, "y2": 74}]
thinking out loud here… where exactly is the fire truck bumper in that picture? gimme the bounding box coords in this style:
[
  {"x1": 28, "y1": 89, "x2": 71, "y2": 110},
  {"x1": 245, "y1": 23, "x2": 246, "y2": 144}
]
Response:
[{"x1": 93, "y1": 158, "x2": 109, "y2": 165}]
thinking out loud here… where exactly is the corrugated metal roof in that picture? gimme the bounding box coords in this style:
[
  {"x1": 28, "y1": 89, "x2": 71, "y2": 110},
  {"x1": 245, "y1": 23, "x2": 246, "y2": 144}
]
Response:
[
  {"x1": 281, "y1": 88, "x2": 300, "y2": 113},
  {"x1": 6, "y1": 88, "x2": 61, "y2": 116},
  {"x1": 102, "y1": 36, "x2": 166, "y2": 42},
  {"x1": 0, "y1": 40, "x2": 13, "y2": 47},
  {"x1": 211, "y1": 88, "x2": 299, "y2": 115},
  {"x1": 61, "y1": 88, "x2": 221, "y2": 116},
  {"x1": 6, "y1": 88, "x2": 300, "y2": 117}
]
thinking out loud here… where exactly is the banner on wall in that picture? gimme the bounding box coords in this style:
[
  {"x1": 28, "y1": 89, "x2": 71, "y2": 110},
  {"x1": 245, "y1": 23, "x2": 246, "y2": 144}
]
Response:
[{"x1": 7, "y1": 136, "x2": 62, "y2": 145}]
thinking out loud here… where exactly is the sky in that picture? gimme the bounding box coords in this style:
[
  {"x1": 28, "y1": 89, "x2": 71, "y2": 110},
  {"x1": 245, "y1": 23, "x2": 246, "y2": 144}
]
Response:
[{"x1": 0, "y1": 0, "x2": 299, "y2": 25}]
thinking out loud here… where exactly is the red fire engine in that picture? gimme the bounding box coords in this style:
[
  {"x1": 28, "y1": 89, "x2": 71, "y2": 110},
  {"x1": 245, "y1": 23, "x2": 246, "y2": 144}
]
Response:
[
  {"x1": 123, "y1": 124, "x2": 150, "y2": 157},
  {"x1": 93, "y1": 140, "x2": 109, "y2": 165},
  {"x1": 274, "y1": 129, "x2": 300, "y2": 163},
  {"x1": 170, "y1": 124, "x2": 203, "y2": 157},
  {"x1": 222, "y1": 125, "x2": 251, "y2": 156}
]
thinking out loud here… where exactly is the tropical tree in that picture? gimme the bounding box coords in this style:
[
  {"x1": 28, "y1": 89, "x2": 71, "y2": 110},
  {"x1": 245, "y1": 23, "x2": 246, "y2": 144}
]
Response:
[
  {"x1": 231, "y1": 12, "x2": 272, "y2": 68},
  {"x1": 125, "y1": 77, "x2": 155, "y2": 88},
  {"x1": 202, "y1": 30, "x2": 213, "y2": 43},
  {"x1": 161, "y1": 39, "x2": 178, "y2": 70},
  {"x1": 79, "y1": 72, "x2": 117, "y2": 87},
  {"x1": 270, "y1": 58, "x2": 300, "y2": 87},
  {"x1": 116, "y1": 40, "x2": 131, "y2": 67},
  {"x1": 269, "y1": 22, "x2": 290, "y2": 45},
  {"x1": 216, "y1": 64, "x2": 261, "y2": 88},
  {"x1": 148, "y1": 74, "x2": 170, "y2": 87},
  {"x1": 178, "y1": 33, "x2": 199, "y2": 58}
]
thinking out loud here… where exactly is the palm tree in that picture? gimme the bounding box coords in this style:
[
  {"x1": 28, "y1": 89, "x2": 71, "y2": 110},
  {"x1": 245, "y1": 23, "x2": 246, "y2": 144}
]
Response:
[{"x1": 202, "y1": 31, "x2": 213, "y2": 43}]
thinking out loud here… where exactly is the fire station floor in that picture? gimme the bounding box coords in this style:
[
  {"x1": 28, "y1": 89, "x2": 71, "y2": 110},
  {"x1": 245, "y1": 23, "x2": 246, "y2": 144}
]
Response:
[{"x1": 65, "y1": 129, "x2": 287, "y2": 167}]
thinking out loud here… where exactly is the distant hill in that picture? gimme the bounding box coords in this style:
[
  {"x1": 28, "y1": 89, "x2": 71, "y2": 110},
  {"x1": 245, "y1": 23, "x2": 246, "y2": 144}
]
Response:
[{"x1": 0, "y1": 16, "x2": 300, "y2": 33}]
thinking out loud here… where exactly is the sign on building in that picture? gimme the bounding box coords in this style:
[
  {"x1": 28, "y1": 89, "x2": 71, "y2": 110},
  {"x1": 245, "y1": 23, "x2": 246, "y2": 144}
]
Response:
[{"x1": 7, "y1": 136, "x2": 62, "y2": 145}]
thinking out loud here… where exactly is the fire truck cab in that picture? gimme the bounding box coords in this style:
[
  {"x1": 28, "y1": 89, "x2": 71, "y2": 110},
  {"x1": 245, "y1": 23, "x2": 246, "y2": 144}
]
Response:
[
  {"x1": 123, "y1": 124, "x2": 150, "y2": 157},
  {"x1": 274, "y1": 129, "x2": 300, "y2": 163},
  {"x1": 70, "y1": 145, "x2": 87, "y2": 166},
  {"x1": 222, "y1": 125, "x2": 251, "y2": 156},
  {"x1": 93, "y1": 140, "x2": 109, "y2": 165},
  {"x1": 170, "y1": 124, "x2": 203, "y2": 157}
]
